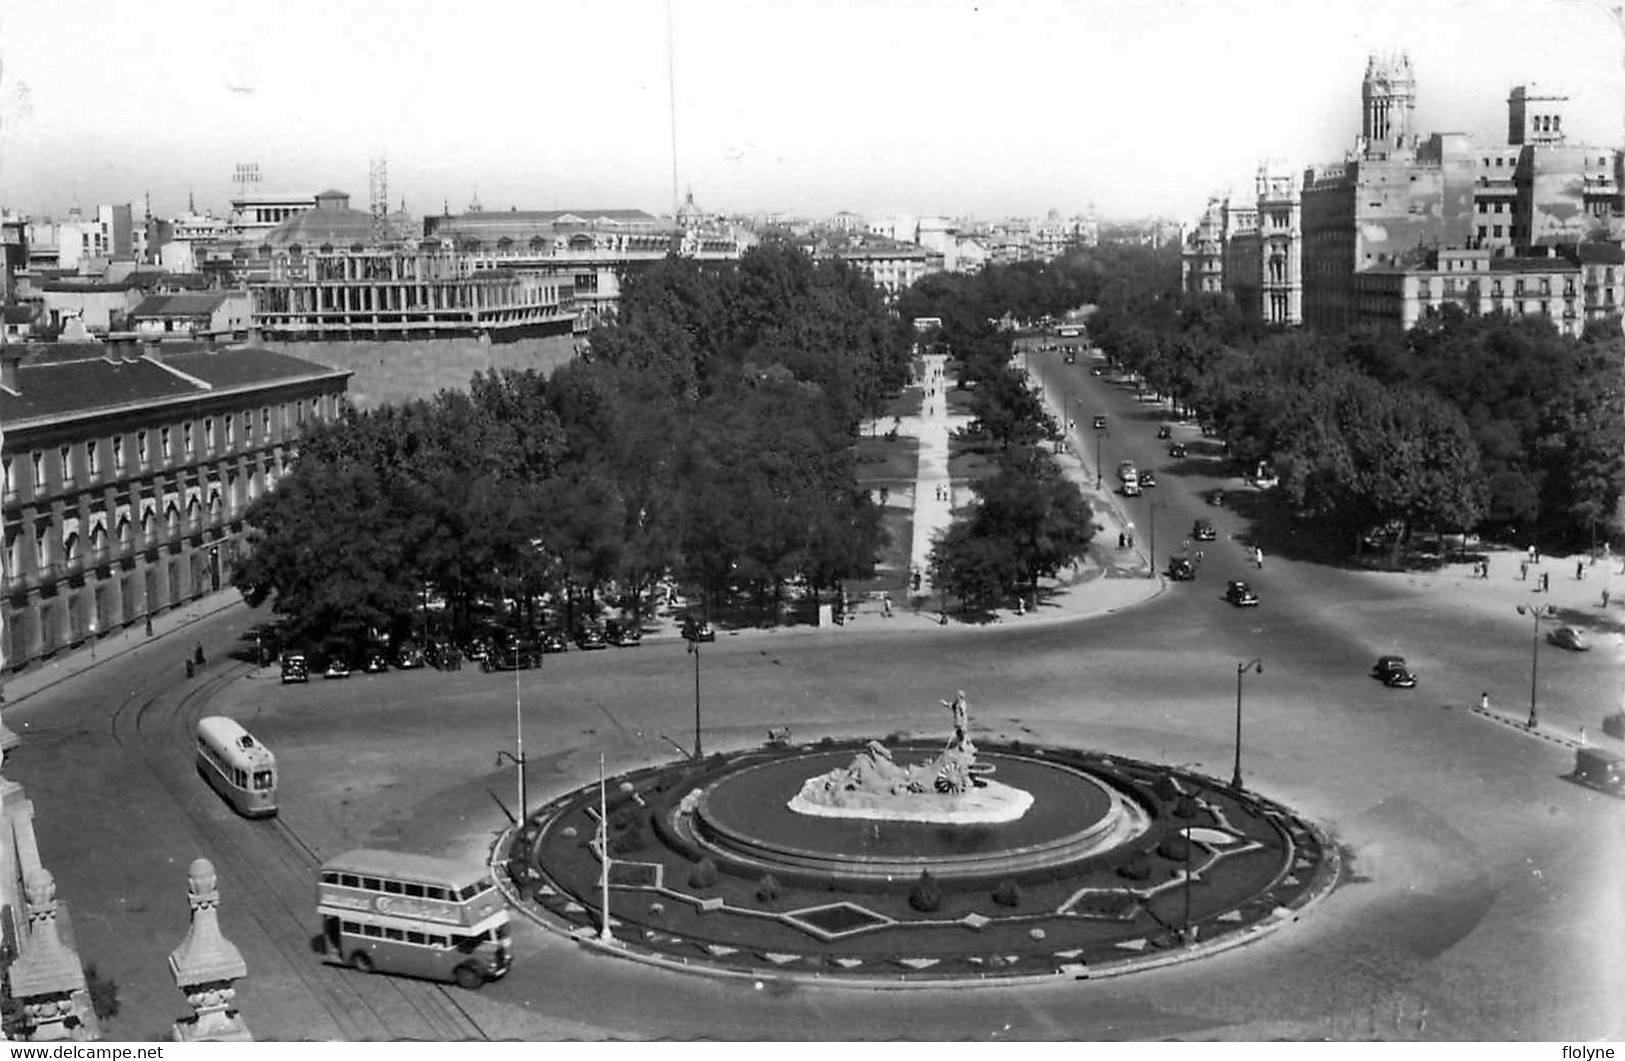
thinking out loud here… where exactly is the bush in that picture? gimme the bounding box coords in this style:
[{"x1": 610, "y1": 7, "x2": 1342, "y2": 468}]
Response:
[
  {"x1": 1158, "y1": 835, "x2": 1192, "y2": 862},
  {"x1": 689, "y1": 857, "x2": 719, "y2": 888},
  {"x1": 908, "y1": 870, "x2": 942, "y2": 913},
  {"x1": 1116, "y1": 857, "x2": 1152, "y2": 882},
  {"x1": 756, "y1": 874, "x2": 781, "y2": 903},
  {"x1": 609, "y1": 821, "x2": 647, "y2": 856},
  {"x1": 84, "y1": 964, "x2": 119, "y2": 1021},
  {"x1": 991, "y1": 879, "x2": 1022, "y2": 908}
]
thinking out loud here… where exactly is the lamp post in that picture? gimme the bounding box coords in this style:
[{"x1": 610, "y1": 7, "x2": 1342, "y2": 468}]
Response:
[
  {"x1": 687, "y1": 637, "x2": 703, "y2": 759},
  {"x1": 1516, "y1": 604, "x2": 1554, "y2": 728},
  {"x1": 495, "y1": 645, "x2": 528, "y2": 822},
  {"x1": 1147, "y1": 500, "x2": 1166, "y2": 577},
  {"x1": 1094, "y1": 425, "x2": 1106, "y2": 490},
  {"x1": 1232, "y1": 659, "x2": 1264, "y2": 790}
]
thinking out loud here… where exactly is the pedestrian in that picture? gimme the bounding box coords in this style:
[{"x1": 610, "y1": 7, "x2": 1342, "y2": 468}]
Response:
[
  {"x1": 145, "y1": 614, "x2": 154, "y2": 638},
  {"x1": 1576, "y1": 560, "x2": 1585, "y2": 581},
  {"x1": 1540, "y1": 571, "x2": 1550, "y2": 592},
  {"x1": 1601, "y1": 588, "x2": 1610, "y2": 608},
  {"x1": 882, "y1": 593, "x2": 893, "y2": 618},
  {"x1": 1118, "y1": 531, "x2": 1127, "y2": 549},
  {"x1": 1127, "y1": 530, "x2": 1135, "y2": 548},
  {"x1": 1520, "y1": 560, "x2": 1529, "y2": 581},
  {"x1": 1527, "y1": 544, "x2": 1537, "y2": 565},
  {"x1": 185, "y1": 658, "x2": 194, "y2": 679},
  {"x1": 1479, "y1": 691, "x2": 1489, "y2": 712},
  {"x1": 194, "y1": 642, "x2": 205, "y2": 666},
  {"x1": 1255, "y1": 546, "x2": 1264, "y2": 569}
]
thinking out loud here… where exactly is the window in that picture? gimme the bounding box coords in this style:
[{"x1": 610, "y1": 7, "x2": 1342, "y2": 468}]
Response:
[
  {"x1": 0, "y1": 457, "x2": 11, "y2": 499},
  {"x1": 183, "y1": 422, "x2": 194, "y2": 457},
  {"x1": 86, "y1": 440, "x2": 98, "y2": 479},
  {"x1": 137, "y1": 431, "x2": 148, "y2": 464},
  {"x1": 225, "y1": 415, "x2": 235, "y2": 448},
  {"x1": 204, "y1": 417, "x2": 214, "y2": 453},
  {"x1": 161, "y1": 427, "x2": 172, "y2": 460},
  {"x1": 261, "y1": 407, "x2": 271, "y2": 439},
  {"x1": 113, "y1": 435, "x2": 124, "y2": 471},
  {"x1": 60, "y1": 445, "x2": 73, "y2": 485},
  {"x1": 1494, "y1": 203, "x2": 1504, "y2": 214},
  {"x1": 1493, "y1": 226, "x2": 1503, "y2": 238}
]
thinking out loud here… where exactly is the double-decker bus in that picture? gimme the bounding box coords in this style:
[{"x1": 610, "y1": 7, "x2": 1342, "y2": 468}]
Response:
[
  {"x1": 195, "y1": 716, "x2": 277, "y2": 817},
  {"x1": 316, "y1": 849, "x2": 513, "y2": 989}
]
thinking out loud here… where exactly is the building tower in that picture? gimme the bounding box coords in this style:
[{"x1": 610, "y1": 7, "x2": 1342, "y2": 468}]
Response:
[
  {"x1": 1360, "y1": 53, "x2": 1416, "y2": 157},
  {"x1": 1507, "y1": 84, "x2": 1567, "y2": 146}
]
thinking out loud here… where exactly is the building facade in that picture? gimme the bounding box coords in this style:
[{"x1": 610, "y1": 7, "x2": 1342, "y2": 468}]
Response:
[{"x1": 0, "y1": 343, "x2": 351, "y2": 670}]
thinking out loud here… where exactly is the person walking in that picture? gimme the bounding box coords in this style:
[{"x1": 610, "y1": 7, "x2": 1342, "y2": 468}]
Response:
[
  {"x1": 1540, "y1": 571, "x2": 1550, "y2": 593},
  {"x1": 1254, "y1": 546, "x2": 1264, "y2": 569},
  {"x1": 1576, "y1": 559, "x2": 1585, "y2": 581},
  {"x1": 1520, "y1": 560, "x2": 1529, "y2": 581},
  {"x1": 1479, "y1": 691, "x2": 1489, "y2": 712}
]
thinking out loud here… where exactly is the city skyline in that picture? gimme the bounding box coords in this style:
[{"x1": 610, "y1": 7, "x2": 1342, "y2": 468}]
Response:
[{"x1": 1, "y1": 0, "x2": 1624, "y2": 223}]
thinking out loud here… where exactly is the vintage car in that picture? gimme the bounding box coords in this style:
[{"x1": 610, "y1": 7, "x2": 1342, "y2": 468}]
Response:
[
  {"x1": 1371, "y1": 655, "x2": 1417, "y2": 688},
  {"x1": 1225, "y1": 580, "x2": 1259, "y2": 607}
]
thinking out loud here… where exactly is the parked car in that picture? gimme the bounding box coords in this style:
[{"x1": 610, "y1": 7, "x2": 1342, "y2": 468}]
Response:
[
  {"x1": 362, "y1": 648, "x2": 389, "y2": 674},
  {"x1": 1122, "y1": 479, "x2": 1142, "y2": 497},
  {"x1": 482, "y1": 644, "x2": 543, "y2": 671},
  {"x1": 1225, "y1": 580, "x2": 1259, "y2": 607},
  {"x1": 538, "y1": 630, "x2": 569, "y2": 654},
  {"x1": 1156, "y1": 424, "x2": 1172, "y2": 439},
  {"x1": 1169, "y1": 442, "x2": 1187, "y2": 458},
  {"x1": 1547, "y1": 626, "x2": 1590, "y2": 651},
  {"x1": 1092, "y1": 414, "x2": 1108, "y2": 429},
  {"x1": 1167, "y1": 557, "x2": 1196, "y2": 581},
  {"x1": 1138, "y1": 470, "x2": 1157, "y2": 488},
  {"x1": 682, "y1": 616, "x2": 716, "y2": 643},
  {"x1": 606, "y1": 619, "x2": 643, "y2": 647},
  {"x1": 279, "y1": 652, "x2": 309, "y2": 685},
  {"x1": 1573, "y1": 747, "x2": 1623, "y2": 795},
  {"x1": 575, "y1": 622, "x2": 609, "y2": 650},
  {"x1": 1193, "y1": 519, "x2": 1217, "y2": 541},
  {"x1": 394, "y1": 644, "x2": 426, "y2": 669},
  {"x1": 1371, "y1": 655, "x2": 1417, "y2": 687},
  {"x1": 1207, "y1": 489, "x2": 1226, "y2": 506},
  {"x1": 1117, "y1": 460, "x2": 1137, "y2": 481},
  {"x1": 323, "y1": 656, "x2": 352, "y2": 680}
]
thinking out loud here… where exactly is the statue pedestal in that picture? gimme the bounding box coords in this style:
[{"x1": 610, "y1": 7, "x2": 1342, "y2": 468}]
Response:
[{"x1": 789, "y1": 777, "x2": 1033, "y2": 823}]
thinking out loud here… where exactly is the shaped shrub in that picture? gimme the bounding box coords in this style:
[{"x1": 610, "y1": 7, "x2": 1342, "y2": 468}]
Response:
[
  {"x1": 991, "y1": 879, "x2": 1023, "y2": 908},
  {"x1": 1158, "y1": 834, "x2": 1192, "y2": 862},
  {"x1": 756, "y1": 874, "x2": 782, "y2": 903},
  {"x1": 908, "y1": 869, "x2": 942, "y2": 913},
  {"x1": 609, "y1": 820, "x2": 647, "y2": 856},
  {"x1": 688, "y1": 856, "x2": 719, "y2": 888},
  {"x1": 1116, "y1": 856, "x2": 1152, "y2": 882}
]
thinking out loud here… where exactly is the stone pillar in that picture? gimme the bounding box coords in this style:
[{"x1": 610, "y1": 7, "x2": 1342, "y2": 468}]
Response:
[
  {"x1": 169, "y1": 858, "x2": 251, "y2": 1042},
  {"x1": 7, "y1": 869, "x2": 95, "y2": 1041}
]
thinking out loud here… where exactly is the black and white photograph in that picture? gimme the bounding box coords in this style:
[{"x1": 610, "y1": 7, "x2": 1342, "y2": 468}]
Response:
[{"x1": 0, "y1": 0, "x2": 1620, "y2": 1045}]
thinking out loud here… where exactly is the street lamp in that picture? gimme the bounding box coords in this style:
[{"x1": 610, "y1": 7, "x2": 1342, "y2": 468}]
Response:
[
  {"x1": 1515, "y1": 604, "x2": 1555, "y2": 728},
  {"x1": 495, "y1": 644, "x2": 528, "y2": 822},
  {"x1": 1232, "y1": 659, "x2": 1264, "y2": 790},
  {"x1": 1094, "y1": 425, "x2": 1106, "y2": 490},
  {"x1": 687, "y1": 637, "x2": 703, "y2": 760},
  {"x1": 1147, "y1": 500, "x2": 1166, "y2": 577}
]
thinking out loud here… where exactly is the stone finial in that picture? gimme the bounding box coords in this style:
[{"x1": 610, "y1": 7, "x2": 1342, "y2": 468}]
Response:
[
  {"x1": 7, "y1": 868, "x2": 93, "y2": 1041},
  {"x1": 169, "y1": 858, "x2": 251, "y2": 1042}
]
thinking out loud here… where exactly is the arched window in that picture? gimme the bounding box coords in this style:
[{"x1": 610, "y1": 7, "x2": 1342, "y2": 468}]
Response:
[{"x1": 63, "y1": 532, "x2": 80, "y2": 565}]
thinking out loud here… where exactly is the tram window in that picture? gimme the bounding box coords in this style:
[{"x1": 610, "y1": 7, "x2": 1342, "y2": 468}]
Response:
[
  {"x1": 321, "y1": 872, "x2": 336, "y2": 885},
  {"x1": 253, "y1": 770, "x2": 273, "y2": 790},
  {"x1": 407, "y1": 931, "x2": 425, "y2": 945},
  {"x1": 234, "y1": 769, "x2": 247, "y2": 787},
  {"x1": 428, "y1": 934, "x2": 448, "y2": 948},
  {"x1": 383, "y1": 880, "x2": 404, "y2": 895},
  {"x1": 426, "y1": 887, "x2": 449, "y2": 901},
  {"x1": 404, "y1": 883, "x2": 425, "y2": 899},
  {"x1": 341, "y1": 874, "x2": 360, "y2": 888},
  {"x1": 342, "y1": 920, "x2": 361, "y2": 934},
  {"x1": 361, "y1": 877, "x2": 380, "y2": 891},
  {"x1": 384, "y1": 927, "x2": 404, "y2": 942},
  {"x1": 362, "y1": 924, "x2": 382, "y2": 938}
]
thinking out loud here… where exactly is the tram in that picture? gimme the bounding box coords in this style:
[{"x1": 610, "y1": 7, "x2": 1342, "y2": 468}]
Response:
[{"x1": 195, "y1": 716, "x2": 278, "y2": 817}]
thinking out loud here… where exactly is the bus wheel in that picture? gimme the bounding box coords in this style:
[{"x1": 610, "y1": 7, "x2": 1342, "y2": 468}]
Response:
[
  {"x1": 349, "y1": 951, "x2": 373, "y2": 974},
  {"x1": 453, "y1": 964, "x2": 485, "y2": 990}
]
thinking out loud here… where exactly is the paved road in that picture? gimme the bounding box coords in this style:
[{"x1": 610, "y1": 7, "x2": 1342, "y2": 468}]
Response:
[{"x1": 3, "y1": 350, "x2": 1622, "y2": 1040}]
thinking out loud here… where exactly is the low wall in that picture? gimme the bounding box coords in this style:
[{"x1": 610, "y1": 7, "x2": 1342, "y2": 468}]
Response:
[{"x1": 259, "y1": 335, "x2": 580, "y2": 409}]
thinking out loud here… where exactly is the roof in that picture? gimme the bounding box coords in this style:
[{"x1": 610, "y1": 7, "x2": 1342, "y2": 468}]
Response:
[
  {"x1": 262, "y1": 203, "x2": 416, "y2": 251},
  {"x1": 319, "y1": 848, "x2": 491, "y2": 887},
  {"x1": 2, "y1": 305, "x2": 37, "y2": 323},
  {"x1": 0, "y1": 344, "x2": 349, "y2": 426},
  {"x1": 131, "y1": 293, "x2": 228, "y2": 317},
  {"x1": 1575, "y1": 242, "x2": 1625, "y2": 264}
]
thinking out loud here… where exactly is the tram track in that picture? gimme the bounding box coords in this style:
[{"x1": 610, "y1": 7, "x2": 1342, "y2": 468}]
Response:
[{"x1": 107, "y1": 657, "x2": 487, "y2": 1041}]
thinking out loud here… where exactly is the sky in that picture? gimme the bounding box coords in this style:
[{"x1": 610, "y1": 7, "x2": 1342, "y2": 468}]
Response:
[{"x1": 1, "y1": 0, "x2": 1623, "y2": 224}]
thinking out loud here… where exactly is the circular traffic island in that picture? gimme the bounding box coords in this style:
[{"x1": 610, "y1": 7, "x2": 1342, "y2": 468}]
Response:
[{"x1": 503, "y1": 739, "x2": 1338, "y2": 983}]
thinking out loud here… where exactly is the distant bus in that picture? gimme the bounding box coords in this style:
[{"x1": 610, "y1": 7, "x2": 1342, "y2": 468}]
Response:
[
  {"x1": 1057, "y1": 324, "x2": 1084, "y2": 338},
  {"x1": 316, "y1": 849, "x2": 513, "y2": 989},
  {"x1": 196, "y1": 716, "x2": 278, "y2": 818}
]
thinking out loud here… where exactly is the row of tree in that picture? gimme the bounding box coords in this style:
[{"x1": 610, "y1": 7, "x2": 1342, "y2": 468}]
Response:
[{"x1": 234, "y1": 243, "x2": 912, "y2": 652}]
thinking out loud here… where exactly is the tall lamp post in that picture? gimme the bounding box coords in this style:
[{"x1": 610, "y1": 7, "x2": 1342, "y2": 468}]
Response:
[
  {"x1": 1094, "y1": 425, "x2": 1106, "y2": 489},
  {"x1": 495, "y1": 645, "x2": 528, "y2": 822},
  {"x1": 1232, "y1": 658, "x2": 1264, "y2": 790},
  {"x1": 1147, "y1": 500, "x2": 1166, "y2": 576},
  {"x1": 1516, "y1": 604, "x2": 1554, "y2": 728},
  {"x1": 687, "y1": 637, "x2": 703, "y2": 759}
]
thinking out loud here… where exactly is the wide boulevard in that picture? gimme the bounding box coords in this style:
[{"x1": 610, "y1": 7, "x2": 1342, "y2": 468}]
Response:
[{"x1": 5, "y1": 351, "x2": 1622, "y2": 1040}]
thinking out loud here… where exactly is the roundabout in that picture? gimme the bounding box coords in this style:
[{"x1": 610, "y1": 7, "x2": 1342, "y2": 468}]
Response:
[{"x1": 500, "y1": 722, "x2": 1340, "y2": 984}]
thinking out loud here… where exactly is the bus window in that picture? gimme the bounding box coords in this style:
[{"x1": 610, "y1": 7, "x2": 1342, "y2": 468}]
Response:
[
  {"x1": 341, "y1": 874, "x2": 359, "y2": 888},
  {"x1": 361, "y1": 877, "x2": 380, "y2": 891},
  {"x1": 383, "y1": 880, "x2": 404, "y2": 895},
  {"x1": 362, "y1": 924, "x2": 382, "y2": 938},
  {"x1": 427, "y1": 886, "x2": 449, "y2": 901},
  {"x1": 253, "y1": 770, "x2": 274, "y2": 790},
  {"x1": 407, "y1": 931, "x2": 425, "y2": 945}
]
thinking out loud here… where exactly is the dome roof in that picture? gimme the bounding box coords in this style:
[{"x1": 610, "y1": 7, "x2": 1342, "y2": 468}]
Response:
[{"x1": 263, "y1": 192, "x2": 416, "y2": 250}]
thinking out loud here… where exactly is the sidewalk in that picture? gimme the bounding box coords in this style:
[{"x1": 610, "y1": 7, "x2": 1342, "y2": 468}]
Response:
[{"x1": 1, "y1": 591, "x2": 248, "y2": 709}]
